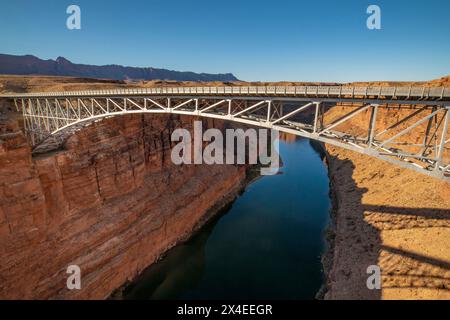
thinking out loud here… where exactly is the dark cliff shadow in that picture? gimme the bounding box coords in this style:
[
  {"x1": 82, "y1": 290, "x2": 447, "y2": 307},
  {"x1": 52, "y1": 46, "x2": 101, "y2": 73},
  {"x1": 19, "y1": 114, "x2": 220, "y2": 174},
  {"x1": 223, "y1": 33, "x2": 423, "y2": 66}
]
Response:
[
  {"x1": 116, "y1": 221, "x2": 211, "y2": 300},
  {"x1": 326, "y1": 152, "x2": 382, "y2": 299},
  {"x1": 317, "y1": 141, "x2": 450, "y2": 299},
  {"x1": 311, "y1": 140, "x2": 382, "y2": 299}
]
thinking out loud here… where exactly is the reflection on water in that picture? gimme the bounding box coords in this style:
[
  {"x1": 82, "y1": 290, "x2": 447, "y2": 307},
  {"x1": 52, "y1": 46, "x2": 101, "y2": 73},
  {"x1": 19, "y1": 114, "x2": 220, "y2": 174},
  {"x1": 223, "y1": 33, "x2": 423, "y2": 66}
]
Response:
[
  {"x1": 123, "y1": 137, "x2": 331, "y2": 300},
  {"x1": 278, "y1": 132, "x2": 298, "y2": 143}
]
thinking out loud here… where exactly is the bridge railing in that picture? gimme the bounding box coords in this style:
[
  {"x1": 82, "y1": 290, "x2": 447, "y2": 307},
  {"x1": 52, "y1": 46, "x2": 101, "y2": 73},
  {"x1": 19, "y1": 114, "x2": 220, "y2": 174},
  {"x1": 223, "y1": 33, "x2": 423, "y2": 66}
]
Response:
[{"x1": 1, "y1": 85, "x2": 449, "y2": 100}]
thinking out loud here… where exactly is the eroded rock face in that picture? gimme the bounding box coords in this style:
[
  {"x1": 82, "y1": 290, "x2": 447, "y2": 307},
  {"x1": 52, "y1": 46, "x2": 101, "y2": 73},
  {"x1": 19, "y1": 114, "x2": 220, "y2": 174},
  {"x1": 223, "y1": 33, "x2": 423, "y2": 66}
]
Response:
[{"x1": 0, "y1": 113, "x2": 247, "y2": 299}]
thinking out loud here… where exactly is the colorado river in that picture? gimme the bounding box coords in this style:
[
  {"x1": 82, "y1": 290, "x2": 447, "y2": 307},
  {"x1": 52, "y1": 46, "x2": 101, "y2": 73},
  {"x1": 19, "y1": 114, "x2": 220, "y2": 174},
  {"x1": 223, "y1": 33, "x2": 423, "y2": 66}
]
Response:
[{"x1": 122, "y1": 137, "x2": 331, "y2": 299}]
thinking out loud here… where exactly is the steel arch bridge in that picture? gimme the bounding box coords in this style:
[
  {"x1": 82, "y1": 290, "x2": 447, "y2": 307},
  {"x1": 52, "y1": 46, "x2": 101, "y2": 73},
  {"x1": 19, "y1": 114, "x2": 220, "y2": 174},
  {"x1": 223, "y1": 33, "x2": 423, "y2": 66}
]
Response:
[{"x1": 1, "y1": 85, "x2": 449, "y2": 181}]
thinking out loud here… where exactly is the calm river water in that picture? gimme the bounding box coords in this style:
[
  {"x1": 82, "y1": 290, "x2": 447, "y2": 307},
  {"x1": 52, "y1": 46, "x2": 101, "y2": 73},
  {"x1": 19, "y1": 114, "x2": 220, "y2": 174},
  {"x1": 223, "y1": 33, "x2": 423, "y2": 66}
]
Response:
[{"x1": 123, "y1": 137, "x2": 331, "y2": 299}]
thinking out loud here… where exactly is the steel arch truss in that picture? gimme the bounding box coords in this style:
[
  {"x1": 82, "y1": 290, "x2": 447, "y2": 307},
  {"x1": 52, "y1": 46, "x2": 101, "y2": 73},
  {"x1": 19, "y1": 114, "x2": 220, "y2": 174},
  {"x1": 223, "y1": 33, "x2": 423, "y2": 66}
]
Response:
[{"x1": 16, "y1": 96, "x2": 450, "y2": 181}]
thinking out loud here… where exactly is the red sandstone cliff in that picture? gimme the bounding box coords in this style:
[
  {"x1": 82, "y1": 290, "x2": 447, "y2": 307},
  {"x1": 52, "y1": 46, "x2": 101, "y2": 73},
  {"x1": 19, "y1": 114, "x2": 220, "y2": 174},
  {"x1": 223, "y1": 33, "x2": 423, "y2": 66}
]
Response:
[{"x1": 0, "y1": 112, "x2": 247, "y2": 299}]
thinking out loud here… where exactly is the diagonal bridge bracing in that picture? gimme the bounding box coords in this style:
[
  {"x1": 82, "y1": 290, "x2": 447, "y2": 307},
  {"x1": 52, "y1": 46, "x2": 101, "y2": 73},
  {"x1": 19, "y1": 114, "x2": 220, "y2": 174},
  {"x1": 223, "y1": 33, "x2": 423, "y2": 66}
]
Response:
[{"x1": 1, "y1": 86, "x2": 449, "y2": 181}]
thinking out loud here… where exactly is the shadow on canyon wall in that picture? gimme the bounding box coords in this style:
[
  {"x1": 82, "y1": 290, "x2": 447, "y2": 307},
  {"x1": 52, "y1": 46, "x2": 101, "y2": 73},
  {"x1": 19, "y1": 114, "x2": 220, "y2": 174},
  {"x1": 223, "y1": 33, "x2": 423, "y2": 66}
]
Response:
[{"x1": 113, "y1": 201, "x2": 235, "y2": 300}]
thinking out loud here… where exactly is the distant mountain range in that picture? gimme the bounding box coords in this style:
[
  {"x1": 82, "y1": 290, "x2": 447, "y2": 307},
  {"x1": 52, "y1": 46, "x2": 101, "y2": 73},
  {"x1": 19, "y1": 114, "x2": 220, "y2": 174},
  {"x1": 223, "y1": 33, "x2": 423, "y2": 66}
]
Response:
[{"x1": 0, "y1": 54, "x2": 239, "y2": 82}]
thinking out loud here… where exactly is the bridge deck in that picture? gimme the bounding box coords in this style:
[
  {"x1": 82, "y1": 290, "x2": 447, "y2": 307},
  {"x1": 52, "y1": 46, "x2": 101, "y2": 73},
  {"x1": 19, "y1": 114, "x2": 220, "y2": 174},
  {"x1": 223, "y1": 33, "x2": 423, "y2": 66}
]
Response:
[{"x1": 1, "y1": 85, "x2": 450, "y2": 102}]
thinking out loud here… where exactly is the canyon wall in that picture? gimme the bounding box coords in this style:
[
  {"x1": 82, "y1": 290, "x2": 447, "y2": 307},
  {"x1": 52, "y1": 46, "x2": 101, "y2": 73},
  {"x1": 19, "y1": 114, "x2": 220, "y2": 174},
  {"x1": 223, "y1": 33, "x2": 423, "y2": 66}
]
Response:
[{"x1": 0, "y1": 112, "x2": 247, "y2": 299}]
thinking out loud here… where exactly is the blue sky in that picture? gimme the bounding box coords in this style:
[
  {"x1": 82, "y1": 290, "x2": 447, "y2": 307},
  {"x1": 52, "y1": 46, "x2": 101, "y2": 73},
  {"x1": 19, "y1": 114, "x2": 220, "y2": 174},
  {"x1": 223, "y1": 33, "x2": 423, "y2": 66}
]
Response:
[{"x1": 0, "y1": 0, "x2": 449, "y2": 82}]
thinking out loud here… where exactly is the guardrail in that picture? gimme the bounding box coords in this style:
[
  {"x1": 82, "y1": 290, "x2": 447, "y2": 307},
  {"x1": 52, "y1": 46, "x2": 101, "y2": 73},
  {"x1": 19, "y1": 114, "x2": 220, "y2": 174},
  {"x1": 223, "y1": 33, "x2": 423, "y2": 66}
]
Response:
[{"x1": 1, "y1": 86, "x2": 449, "y2": 100}]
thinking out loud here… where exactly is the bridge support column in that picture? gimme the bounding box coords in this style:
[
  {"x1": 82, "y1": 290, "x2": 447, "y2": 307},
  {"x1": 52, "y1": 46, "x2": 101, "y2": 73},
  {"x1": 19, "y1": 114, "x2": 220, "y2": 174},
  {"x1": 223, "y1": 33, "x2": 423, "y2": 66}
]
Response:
[
  {"x1": 313, "y1": 102, "x2": 320, "y2": 133},
  {"x1": 421, "y1": 108, "x2": 435, "y2": 156},
  {"x1": 368, "y1": 104, "x2": 378, "y2": 147},
  {"x1": 435, "y1": 106, "x2": 449, "y2": 172},
  {"x1": 266, "y1": 100, "x2": 272, "y2": 122}
]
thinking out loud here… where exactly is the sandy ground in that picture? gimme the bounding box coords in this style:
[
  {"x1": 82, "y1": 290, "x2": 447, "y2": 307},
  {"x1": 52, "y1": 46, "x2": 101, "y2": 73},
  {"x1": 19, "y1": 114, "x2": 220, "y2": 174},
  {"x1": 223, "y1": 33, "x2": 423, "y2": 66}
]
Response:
[{"x1": 324, "y1": 145, "x2": 450, "y2": 300}]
